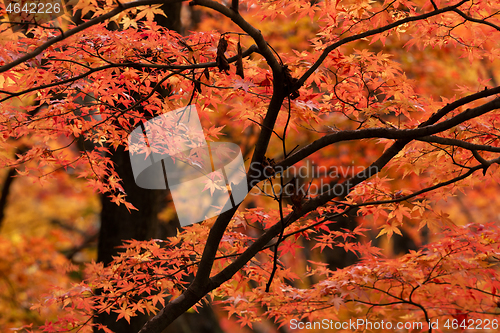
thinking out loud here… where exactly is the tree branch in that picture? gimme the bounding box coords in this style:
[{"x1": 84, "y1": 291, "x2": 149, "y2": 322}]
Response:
[
  {"x1": 134, "y1": 2, "x2": 500, "y2": 332},
  {"x1": 190, "y1": 0, "x2": 280, "y2": 72},
  {"x1": 0, "y1": 44, "x2": 259, "y2": 103},
  {"x1": 139, "y1": 87, "x2": 500, "y2": 333},
  {"x1": 231, "y1": 0, "x2": 238, "y2": 14},
  {"x1": 417, "y1": 136, "x2": 500, "y2": 153},
  {"x1": 139, "y1": 137, "x2": 410, "y2": 333},
  {"x1": 276, "y1": 95, "x2": 500, "y2": 172},
  {"x1": 0, "y1": 0, "x2": 185, "y2": 73},
  {"x1": 451, "y1": 8, "x2": 500, "y2": 32},
  {"x1": 294, "y1": 0, "x2": 469, "y2": 90},
  {"x1": 0, "y1": 167, "x2": 16, "y2": 230}
]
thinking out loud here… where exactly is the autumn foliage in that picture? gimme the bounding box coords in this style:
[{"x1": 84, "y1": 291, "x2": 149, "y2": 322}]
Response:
[{"x1": 1, "y1": 0, "x2": 500, "y2": 332}]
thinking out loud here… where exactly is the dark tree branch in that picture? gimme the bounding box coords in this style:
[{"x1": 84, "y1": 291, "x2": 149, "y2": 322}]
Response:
[
  {"x1": 182, "y1": 0, "x2": 287, "y2": 298},
  {"x1": 141, "y1": 96, "x2": 500, "y2": 332},
  {"x1": 0, "y1": 0, "x2": 185, "y2": 73},
  {"x1": 295, "y1": 0, "x2": 469, "y2": 90},
  {"x1": 471, "y1": 149, "x2": 490, "y2": 166},
  {"x1": 0, "y1": 45, "x2": 259, "y2": 103},
  {"x1": 191, "y1": 0, "x2": 281, "y2": 72},
  {"x1": 430, "y1": 0, "x2": 439, "y2": 11},
  {"x1": 419, "y1": 86, "x2": 500, "y2": 127},
  {"x1": 0, "y1": 167, "x2": 16, "y2": 230},
  {"x1": 190, "y1": 0, "x2": 287, "y2": 181},
  {"x1": 231, "y1": 0, "x2": 238, "y2": 13},
  {"x1": 417, "y1": 136, "x2": 500, "y2": 153},
  {"x1": 139, "y1": 136, "x2": 410, "y2": 333},
  {"x1": 276, "y1": 96, "x2": 500, "y2": 172},
  {"x1": 471, "y1": 150, "x2": 492, "y2": 174},
  {"x1": 139, "y1": 6, "x2": 500, "y2": 329},
  {"x1": 332, "y1": 158, "x2": 499, "y2": 208},
  {"x1": 0, "y1": 146, "x2": 30, "y2": 230},
  {"x1": 451, "y1": 8, "x2": 500, "y2": 32},
  {"x1": 187, "y1": 83, "x2": 288, "y2": 297}
]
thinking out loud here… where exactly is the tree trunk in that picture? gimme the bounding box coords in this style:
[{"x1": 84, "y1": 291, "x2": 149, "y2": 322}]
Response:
[{"x1": 94, "y1": 4, "x2": 182, "y2": 332}]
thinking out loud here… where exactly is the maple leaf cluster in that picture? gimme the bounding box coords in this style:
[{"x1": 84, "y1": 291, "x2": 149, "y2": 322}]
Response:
[{"x1": 1, "y1": 0, "x2": 500, "y2": 332}]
